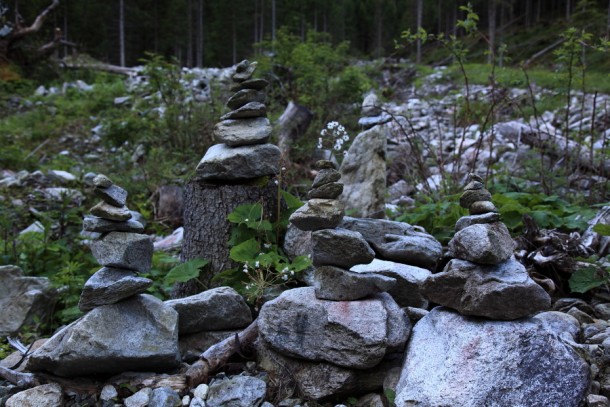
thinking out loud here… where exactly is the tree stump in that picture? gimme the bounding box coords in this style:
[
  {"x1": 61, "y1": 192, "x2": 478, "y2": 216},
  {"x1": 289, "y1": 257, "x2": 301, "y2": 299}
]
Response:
[{"x1": 172, "y1": 178, "x2": 280, "y2": 298}]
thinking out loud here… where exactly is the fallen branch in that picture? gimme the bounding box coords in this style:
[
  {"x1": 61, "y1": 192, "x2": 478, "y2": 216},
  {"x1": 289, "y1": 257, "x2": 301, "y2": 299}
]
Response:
[
  {"x1": 11, "y1": 0, "x2": 60, "y2": 41},
  {"x1": 61, "y1": 60, "x2": 136, "y2": 76},
  {"x1": 185, "y1": 319, "x2": 259, "y2": 388}
]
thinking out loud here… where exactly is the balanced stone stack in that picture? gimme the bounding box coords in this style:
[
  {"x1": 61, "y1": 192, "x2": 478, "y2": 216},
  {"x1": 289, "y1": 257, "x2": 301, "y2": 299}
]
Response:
[
  {"x1": 357, "y1": 91, "x2": 391, "y2": 130},
  {"x1": 258, "y1": 161, "x2": 409, "y2": 401},
  {"x1": 196, "y1": 60, "x2": 281, "y2": 181},
  {"x1": 421, "y1": 173, "x2": 551, "y2": 319},
  {"x1": 25, "y1": 174, "x2": 181, "y2": 376},
  {"x1": 79, "y1": 174, "x2": 153, "y2": 311}
]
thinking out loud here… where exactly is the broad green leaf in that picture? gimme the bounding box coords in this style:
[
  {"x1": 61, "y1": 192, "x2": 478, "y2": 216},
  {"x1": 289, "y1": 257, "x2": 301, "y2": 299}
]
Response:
[
  {"x1": 281, "y1": 190, "x2": 304, "y2": 211},
  {"x1": 164, "y1": 258, "x2": 208, "y2": 285},
  {"x1": 593, "y1": 224, "x2": 610, "y2": 236},
  {"x1": 291, "y1": 255, "x2": 312, "y2": 272},
  {"x1": 230, "y1": 238, "x2": 260, "y2": 262},
  {"x1": 227, "y1": 203, "x2": 262, "y2": 224},
  {"x1": 569, "y1": 267, "x2": 607, "y2": 294}
]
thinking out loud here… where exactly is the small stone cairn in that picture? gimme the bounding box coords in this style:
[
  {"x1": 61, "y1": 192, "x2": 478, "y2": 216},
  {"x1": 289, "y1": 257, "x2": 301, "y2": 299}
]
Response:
[
  {"x1": 421, "y1": 173, "x2": 551, "y2": 320},
  {"x1": 257, "y1": 161, "x2": 409, "y2": 400},
  {"x1": 357, "y1": 91, "x2": 391, "y2": 130},
  {"x1": 79, "y1": 174, "x2": 153, "y2": 311},
  {"x1": 196, "y1": 60, "x2": 281, "y2": 181}
]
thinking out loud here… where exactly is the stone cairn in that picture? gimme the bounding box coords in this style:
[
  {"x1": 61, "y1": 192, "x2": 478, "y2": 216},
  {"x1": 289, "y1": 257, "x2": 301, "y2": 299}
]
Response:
[
  {"x1": 357, "y1": 91, "x2": 390, "y2": 130},
  {"x1": 256, "y1": 161, "x2": 410, "y2": 401},
  {"x1": 196, "y1": 60, "x2": 280, "y2": 181},
  {"x1": 79, "y1": 174, "x2": 153, "y2": 311},
  {"x1": 421, "y1": 173, "x2": 551, "y2": 320}
]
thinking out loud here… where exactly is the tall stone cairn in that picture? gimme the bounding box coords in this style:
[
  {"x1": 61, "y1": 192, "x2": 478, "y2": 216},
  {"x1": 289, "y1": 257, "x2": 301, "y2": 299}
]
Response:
[{"x1": 179, "y1": 60, "x2": 282, "y2": 296}]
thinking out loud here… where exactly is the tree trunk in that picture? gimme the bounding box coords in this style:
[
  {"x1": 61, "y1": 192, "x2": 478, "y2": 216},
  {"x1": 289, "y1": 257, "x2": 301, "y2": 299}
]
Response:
[
  {"x1": 119, "y1": 0, "x2": 125, "y2": 67},
  {"x1": 186, "y1": 0, "x2": 193, "y2": 68},
  {"x1": 488, "y1": 0, "x2": 496, "y2": 64},
  {"x1": 172, "y1": 179, "x2": 280, "y2": 298},
  {"x1": 276, "y1": 101, "x2": 314, "y2": 162},
  {"x1": 196, "y1": 0, "x2": 203, "y2": 67},
  {"x1": 416, "y1": 0, "x2": 423, "y2": 64}
]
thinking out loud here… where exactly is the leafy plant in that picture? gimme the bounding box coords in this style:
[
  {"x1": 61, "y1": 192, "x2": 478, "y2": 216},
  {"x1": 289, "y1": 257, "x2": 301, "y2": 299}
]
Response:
[{"x1": 568, "y1": 224, "x2": 610, "y2": 293}]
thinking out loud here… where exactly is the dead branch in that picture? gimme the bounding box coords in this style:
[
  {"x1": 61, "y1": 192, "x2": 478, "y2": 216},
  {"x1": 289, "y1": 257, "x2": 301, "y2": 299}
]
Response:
[
  {"x1": 61, "y1": 60, "x2": 136, "y2": 76},
  {"x1": 11, "y1": 0, "x2": 60, "y2": 41},
  {"x1": 0, "y1": 366, "x2": 41, "y2": 387},
  {"x1": 185, "y1": 319, "x2": 259, "y2": 388},
  {"x1": 36, "y1": 27, "x2": 62, "y2": 59},
  {"x1": 524, "y1": 38, "x2": 565, "y2": 68}
]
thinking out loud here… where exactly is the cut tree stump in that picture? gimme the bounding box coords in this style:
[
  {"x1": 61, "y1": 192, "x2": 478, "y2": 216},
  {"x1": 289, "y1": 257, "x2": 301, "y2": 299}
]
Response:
[{"x1": 172, "y1": 178, "x2": 281, "y2": 298}]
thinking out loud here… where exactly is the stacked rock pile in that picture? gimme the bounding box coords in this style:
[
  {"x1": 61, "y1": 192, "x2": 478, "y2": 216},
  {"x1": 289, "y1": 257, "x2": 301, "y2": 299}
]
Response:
[
  {"x1": 421, "y1": 173, "x2": 551, "y2": 320},
  {"x1": 257, "y1": 161, "x2": 410, "y2": 401},
  {"x1": 196, "y1": 60, "x2": 281, "y2": 181},
  {"x1": 357, "y1": 91, "x2": 391, "y2": 130},
  {"x1": 79, "y1": 174, "x2": 153, "y2": 311}
]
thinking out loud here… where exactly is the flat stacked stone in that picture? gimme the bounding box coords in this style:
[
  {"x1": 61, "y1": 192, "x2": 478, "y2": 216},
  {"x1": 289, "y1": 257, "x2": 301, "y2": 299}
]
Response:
[
  {"x1": 196, "y1": 60, "x2": 280, "y2": 181},
  {"x1": 357, "y1": 91, "x2": 391, "y2": 130},
  {"x1": 79, "y1": 174, "x2": 152, "y2": 312},
  {"x1": 421, "y1": 173, "x2": 551, "y2": 320}
]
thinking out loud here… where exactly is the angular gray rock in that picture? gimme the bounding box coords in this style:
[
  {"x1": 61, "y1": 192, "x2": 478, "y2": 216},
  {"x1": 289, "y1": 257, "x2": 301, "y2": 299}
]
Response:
[
  {"x1": 455, "y1": 212, "x2": 501, "y2": 232},
  {"x1": 259, "y1": 287, "x2": 408, "y2": 369},
  {"x1": 213, "y1": 117, "x2": 272, "y2": 147},
  {"x1": 196, "y1": 143, "x2": 280, "y2": 181},
  {"x1": 227, "y1": 89, "x2": 265, "y2": 110},
  {"x1": 149, "y1": 387, "x2": 181, "y2": 407},
  {"x1": 90, "y1": 232, "x2": 153, "y2": 273},
  {"x1": 5, "y1": 383, "x2": 63, "y2": 407},
  {"x1": 421, "y1": 257, "x2": 551, "y2": 320},
  {"x1": 314, "y1": 266, "x2": 396, "y2": 301},
  {"x1": 165, "y1": 286, "x2": 252, "y2": 334},
  {"x1": 307, "y1": 182, "x2": 343, "y2": 199},
  {"x1": 230, "y1": 78, "x2": 269, "y2": 92},
  {"x1": 459, "y1": 188, "x2": 492, "y2": 209},
  {"x1": 340, "y1": 217, "x2": 442, "y2": 270},
  {"x1": 448, "y1": 222, "x2": 515, "y2": 264},
  {"x1": 0, "y1": 265, "x2": 58, "y2": 336},
  {"x1": 220, "y1": 102, "x2": 267, "y2": 120},
  {"x1": 93, "y1": 174, "x2": 113, "y2": 188},
  {"x1": 95, "y1": 184, "x2": 128, "y2": 207},
  {"x1": 289, "y1": 199, "x2": 344, "y2": 231},
  {"x1": 312, "y1": 169, "x2": 341, "y2": 188},
  {"x1": 207, "y1": 375, "x2": 266, "y2": 407},
  {"x1": 232, "y1": 60, "x2": 258, "y2": 82},
  {"x1": 90, "y1": 201, "x2": 132, "y2": 221},
  {"x1": 257, "y1": 339, "x2": 402, "y2": 402},
  {"x1": 533, "y1": 311, "x2": 581, "y2": 342},
  {"x1": 282, "y1": 224, "x2": 312, "y2": 260},
  {"x1": 82, "y1": 215, "x2": 144, "y2": 233},
  {"x1": 395, "y1": 307, "x2": 590, "y2": 407},
  {"x1": 339, "y1": 126, "x2": 387, "y2": 218},
  {"x1": 351, "y1": 259, "x2": 431, "y2": 308},
  {"x1": 78, "y1": 267, "x2": 153, "y2": 312},
  {"x1": 26, "y1": 294, "x2": 180, "y2": 377},
  {"x1": 311, "y1": 228, "x2": 375, "y2": 268}
]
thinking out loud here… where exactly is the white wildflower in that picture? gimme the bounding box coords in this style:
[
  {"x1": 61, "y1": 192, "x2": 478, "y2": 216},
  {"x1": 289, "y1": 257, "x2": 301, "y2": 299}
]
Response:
[
  {"x1": 282, "y1": 274, "x2": 288, "y2": 281},
  {"x1": 254, "y1": 261, "x2": 260, "y2": 268}
]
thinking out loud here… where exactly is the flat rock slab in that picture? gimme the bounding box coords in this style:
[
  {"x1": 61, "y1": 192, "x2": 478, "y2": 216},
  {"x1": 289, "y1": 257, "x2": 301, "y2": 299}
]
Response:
[
  {"x1": 421, "y1": 257, "x2": 551, "y2": 320},
  {"x1": 165, "y1": 286, "x2": 252, "y2": 334},
  {"x1": 226, "y1": 89, "x2": 265, "y2": 110},
  {"x1": 196, "y1": 143, "x2": 280, "y2": 181},
  {"x1": 213, "y1": 117, "x2": 272, "y2": 146},
  {"x1": 90, "y1": 232, "x2": 153, "y2": 273},
  {"x1": 307, "y1": 182, "x2": 343, "y2": 200},
  {"x1": 340, "y1": 217, "x2": 441, "y2": 270},
  {"x1": 351, "y1": 259, "x2": 431, "y2": 309},
  {"x1": 395, "y1": 307, "x2": 590, "y2": 407},
  {"x1": 78, "y1": 267, "x2": 153, "y2": 312},
  {"x1": 26, "y1": 294, "x2": 180, "y2": 377},
  {"x1": 314, "y1": 266, "x2": 396, "y2": 301},
  {"x1": 90, "y1": 201, "x2": 132, "y2": 221},
  {"x1": 0, "y1": 265, "x2": 58, "y2": 336},
  {"x1": 259, "y1": 287, "x2": 409, "y2": 369},
  {"x1": 207, "y1": 375, "x2": 266, "y2": 407},
  {"x1": 312, "y1": 228, "x2": 374, "y2": 268},
  {"x1": 82, "y1": 215, "x2": 144, "y2": 233},
  {"x1": 455, "y1": 212, "x2": 501, "y2": 232},
  {"x1": 220, "y1": 102, "x2": 267, "y2": 120},
  {"x1": 289, "y1": 199, "x2": 344, "y2": 231},
  {"x1": 448, "y1": 222, "x2": 515, "y2": 265}
]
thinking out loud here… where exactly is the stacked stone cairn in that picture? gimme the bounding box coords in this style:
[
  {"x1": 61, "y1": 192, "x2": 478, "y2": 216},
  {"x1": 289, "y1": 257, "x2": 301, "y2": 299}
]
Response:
[
  {"x1": 421, "y1": 173, "x2": 552, "y2": 320},
  {"x1": 257, "y1": 161, "x2": 410, "y2": 401},
  {"x1": 25, "y1": 174, "x2": 181, "y2": 376},
  {"x1": 357, "y1": 91, "x2": 391, "y2": 130},
  {"x1": 196, "y1": 60, "x2": 281, "y2": 181},
  {"x1": 79, "y1": 174, "x2": 153, "y2": 311}
]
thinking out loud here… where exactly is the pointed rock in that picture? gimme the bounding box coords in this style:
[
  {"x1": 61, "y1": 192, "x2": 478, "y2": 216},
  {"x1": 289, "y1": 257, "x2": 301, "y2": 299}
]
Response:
[
  {"x1": 231, "y1": 60, "x2": 257, "y2": 82},
  {"x1": 94, "y1": 184, "x2": 128, "y2": 207}
]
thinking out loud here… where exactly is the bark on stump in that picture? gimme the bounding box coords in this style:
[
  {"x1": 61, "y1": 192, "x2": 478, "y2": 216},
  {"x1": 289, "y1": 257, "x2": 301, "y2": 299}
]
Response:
[{"x1": 172, "y1": 178, "x2": 280, "y2": 298}]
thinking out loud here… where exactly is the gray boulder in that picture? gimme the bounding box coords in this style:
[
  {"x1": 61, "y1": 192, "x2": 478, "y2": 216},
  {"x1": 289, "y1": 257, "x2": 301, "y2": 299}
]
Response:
[
  {"x1": 5, "y1": 383, "x2": 63, "y2": 407},
  {"x1": 94, "y1": 184, "x2": 128, "y2": 207},
  {"x1": 165, "y1": 286, "x2": 252, "y2": 334},
  {"x1": 533, "y1": 311, "x2": 581, "y2": 342},
  {"x1": 340, "y1": 217, "x2": 442, "y2": 270},
  {"x1": 395, "y1": 307, "x2": 590, "y2": 407},
  {"x1": 257, "y1": 339, "x2": 402, "y2": 402},
  {"x1": 26, "y1": 294, "x2": 180, "y2": 377},
  {"x1": 289, "y1": 199, "x2": 344, "y2": 231},
  {"x1": 149, "y1": 387, "x2": 181, "y2": 407},
  {"x1": 0, "y1": 265, "x2": 58, "y2": 336},
  {"x1": 351, "y1": 259, "x2": 431, "y2": 308},
  {"x1": 82, "y1": 215, "x2": 144, "y2": 233},
  {"x1": 259, "y1": 287, "x2": 409, "y2": 369},
  {"x1": 339, "y1": 126, "x2": 387, "y2": 218},
  {"x1": 312, "y1": 228, "x2": 374, "y2": 268},
  {"x1": 448, "y1": 222, "x2": 516, "y2": 264},
  {"x1": 78, "y1": 267, "x2": 153, "y2": 312},
  {"x1": 213, "y1": 117, "x2": 272, "y2": 147},
  {"x1": 196, "y1": 143, "x2": 280, "y2": 181},
  {"x1": 207, "y1": 375, "x2": 266, "y2": 407},
  {"x1": 90, "y1": 232, "x2": 153, "y2": 273},
  {"x1": 421, "y1": 257, "x2": 551, "y2": 320},
  {"x1": 314, "y1": 266, "x2": 396, "y2": 301},
  {"x1": 282, "y1": 224, "x2": 312, "y2": 260}
]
